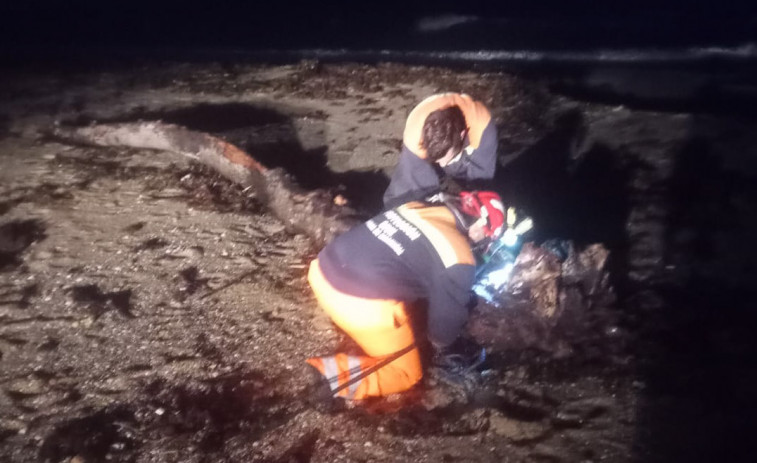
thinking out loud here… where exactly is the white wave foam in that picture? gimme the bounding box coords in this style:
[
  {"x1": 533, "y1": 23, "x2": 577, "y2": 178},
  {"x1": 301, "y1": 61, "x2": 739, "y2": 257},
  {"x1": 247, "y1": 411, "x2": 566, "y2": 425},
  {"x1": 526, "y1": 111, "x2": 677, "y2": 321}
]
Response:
[
  {"x1": 416, "y1": 14, "x2": 479, "y2": 32},
  {"x1": 420, "y1": 43, "x2": 757, "y2": 63},
  {"x1": 191, "y1": 42, "x2": 757, "y2": 66}
]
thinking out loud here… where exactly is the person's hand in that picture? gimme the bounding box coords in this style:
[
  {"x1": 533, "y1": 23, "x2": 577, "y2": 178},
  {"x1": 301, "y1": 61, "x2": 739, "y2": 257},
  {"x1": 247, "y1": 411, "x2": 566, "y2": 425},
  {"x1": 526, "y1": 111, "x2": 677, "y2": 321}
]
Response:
[
  {"x1": 428, "y1": 343, "x2": 487, "y2": 397},
  {"x1": 431, "y1": 344, "x2": 486, "y2": 373}
]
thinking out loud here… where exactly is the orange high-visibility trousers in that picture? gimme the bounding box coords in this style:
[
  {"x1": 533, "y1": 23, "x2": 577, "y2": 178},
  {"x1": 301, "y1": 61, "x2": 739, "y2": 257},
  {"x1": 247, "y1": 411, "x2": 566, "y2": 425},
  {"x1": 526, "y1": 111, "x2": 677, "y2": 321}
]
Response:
[{"x1": 307, "y1": 259, "x2": 422, "y2": 399}]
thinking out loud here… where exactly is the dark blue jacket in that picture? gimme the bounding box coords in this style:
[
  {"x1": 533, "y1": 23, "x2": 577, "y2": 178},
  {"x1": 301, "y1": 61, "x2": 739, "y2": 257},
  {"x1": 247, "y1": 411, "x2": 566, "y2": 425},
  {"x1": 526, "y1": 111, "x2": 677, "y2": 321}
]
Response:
[{"x1": 318, "y1": 201, "x2": 476, "y2": 347}]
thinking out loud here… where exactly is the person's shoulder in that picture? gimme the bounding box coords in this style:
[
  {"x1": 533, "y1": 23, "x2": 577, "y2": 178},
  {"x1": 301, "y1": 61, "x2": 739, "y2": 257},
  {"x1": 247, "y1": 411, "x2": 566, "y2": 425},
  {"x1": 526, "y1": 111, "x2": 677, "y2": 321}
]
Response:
[{"x1": 395, "y1": 204, "x2": 475, "y2": 267}]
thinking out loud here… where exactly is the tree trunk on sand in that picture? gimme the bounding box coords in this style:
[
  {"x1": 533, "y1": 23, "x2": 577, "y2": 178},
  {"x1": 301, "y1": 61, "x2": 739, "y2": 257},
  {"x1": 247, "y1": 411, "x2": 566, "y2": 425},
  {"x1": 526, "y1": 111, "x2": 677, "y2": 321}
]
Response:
[{"x1": 51, "y1": 122, "x2": 359, "y2": 248}]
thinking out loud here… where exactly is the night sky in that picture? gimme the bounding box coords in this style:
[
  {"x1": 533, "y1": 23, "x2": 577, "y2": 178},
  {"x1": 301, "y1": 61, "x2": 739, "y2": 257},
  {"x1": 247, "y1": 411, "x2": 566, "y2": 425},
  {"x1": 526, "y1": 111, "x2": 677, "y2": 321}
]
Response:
[{"x1": 2, "y1": 1, "x2": 756, "y2": 56}]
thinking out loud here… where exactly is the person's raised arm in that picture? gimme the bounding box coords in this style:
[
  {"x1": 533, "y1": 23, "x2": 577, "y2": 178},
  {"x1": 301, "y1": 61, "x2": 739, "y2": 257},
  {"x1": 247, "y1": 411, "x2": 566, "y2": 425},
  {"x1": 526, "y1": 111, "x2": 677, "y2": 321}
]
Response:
[{"x1": 383, "y1": 146, "x2": 442, "y2": 209}]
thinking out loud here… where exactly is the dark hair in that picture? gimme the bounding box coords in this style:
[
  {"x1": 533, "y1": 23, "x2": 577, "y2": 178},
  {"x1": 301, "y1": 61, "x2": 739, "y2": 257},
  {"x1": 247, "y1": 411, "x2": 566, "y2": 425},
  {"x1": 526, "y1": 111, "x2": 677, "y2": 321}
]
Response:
[{"x1": 420, "y1": 106, "x2": 467, "y2": 161}]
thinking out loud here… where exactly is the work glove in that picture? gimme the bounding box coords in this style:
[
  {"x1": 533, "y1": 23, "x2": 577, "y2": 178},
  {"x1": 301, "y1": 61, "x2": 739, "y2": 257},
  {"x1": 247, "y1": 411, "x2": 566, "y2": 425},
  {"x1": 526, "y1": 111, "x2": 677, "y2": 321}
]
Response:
[
  {"x1": 428, "y1": 343, "x2": 487, "y2": 399},
  {"x1": 432, "y1": 344, "x2": 486, "y2": 373}
]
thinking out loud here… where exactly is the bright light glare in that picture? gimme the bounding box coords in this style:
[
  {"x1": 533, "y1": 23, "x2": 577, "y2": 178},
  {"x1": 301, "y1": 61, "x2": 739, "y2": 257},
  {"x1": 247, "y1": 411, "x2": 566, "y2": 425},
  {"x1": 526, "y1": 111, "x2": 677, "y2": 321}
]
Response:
[
  {"x1": 513, "y1": 218, "x2": 533, "y2": 235},
  {"x1": 485, "y1": 262, "x2": 514, "y2": 288},
  {"x1": 502, "y1": 229, "x2": 518, "y2": 247}
]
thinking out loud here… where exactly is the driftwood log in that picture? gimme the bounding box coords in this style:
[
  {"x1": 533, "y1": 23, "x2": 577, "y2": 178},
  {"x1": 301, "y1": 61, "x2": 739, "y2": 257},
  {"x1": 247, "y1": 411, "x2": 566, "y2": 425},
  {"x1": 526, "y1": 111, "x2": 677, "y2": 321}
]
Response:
[{"x1": 52, "y1": 122, "x2": 359, "y2": 248}]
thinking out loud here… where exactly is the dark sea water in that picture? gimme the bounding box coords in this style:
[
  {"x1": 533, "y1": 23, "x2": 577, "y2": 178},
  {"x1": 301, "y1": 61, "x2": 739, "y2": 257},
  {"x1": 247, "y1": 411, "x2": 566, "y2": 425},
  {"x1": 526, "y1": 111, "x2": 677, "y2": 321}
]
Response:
[
  {"x1": 257, "y1": 11, "x2": 757, "y2": 117},
  {"x1": 4, "y1": 3, "x2": 756, "y2": 59},
  {"x1": 3, "y1": 4, "x2": 757, "y2": 116}
]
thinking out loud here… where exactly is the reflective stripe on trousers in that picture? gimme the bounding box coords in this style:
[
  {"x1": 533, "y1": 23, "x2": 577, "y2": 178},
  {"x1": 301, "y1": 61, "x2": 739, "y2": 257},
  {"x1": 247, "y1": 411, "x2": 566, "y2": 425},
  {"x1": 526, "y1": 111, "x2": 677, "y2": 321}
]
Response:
[
  {"x1": 307, "y1": 354, "x2": 365, "y2": 399},
  {"x1": 307, "y1": 259, "x2": 422, "y2": 399}
]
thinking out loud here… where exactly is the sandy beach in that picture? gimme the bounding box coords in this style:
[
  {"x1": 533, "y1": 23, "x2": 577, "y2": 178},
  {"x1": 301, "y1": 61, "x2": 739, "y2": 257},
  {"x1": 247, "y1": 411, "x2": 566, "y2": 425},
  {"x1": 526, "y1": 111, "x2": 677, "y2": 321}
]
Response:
[{"x1": 2, "y1": 59, "x2": 757, "y2": 462}]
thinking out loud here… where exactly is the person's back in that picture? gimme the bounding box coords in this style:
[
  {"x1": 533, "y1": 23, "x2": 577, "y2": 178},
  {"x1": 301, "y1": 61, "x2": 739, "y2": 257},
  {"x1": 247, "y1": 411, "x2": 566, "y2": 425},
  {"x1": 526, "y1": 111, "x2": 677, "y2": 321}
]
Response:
[
  {"x1": 307, "y1": 192, "x2": 506, "y2": 401},
  {"x1": 317, "y1": 201, "x2": 477, "y2": 346}
]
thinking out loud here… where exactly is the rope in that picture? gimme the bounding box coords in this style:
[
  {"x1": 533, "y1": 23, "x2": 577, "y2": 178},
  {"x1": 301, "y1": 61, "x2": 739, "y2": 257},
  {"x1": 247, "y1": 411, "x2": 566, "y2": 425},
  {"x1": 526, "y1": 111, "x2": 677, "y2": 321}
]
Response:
[{"x1": 324, "y1": 343, "x2": 416, "y2": 398}]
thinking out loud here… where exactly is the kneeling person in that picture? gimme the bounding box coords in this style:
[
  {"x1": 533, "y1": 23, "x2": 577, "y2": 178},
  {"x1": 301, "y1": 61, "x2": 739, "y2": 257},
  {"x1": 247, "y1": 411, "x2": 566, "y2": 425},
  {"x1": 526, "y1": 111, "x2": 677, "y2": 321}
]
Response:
[{"x1": 307, "y1": 191, "x2": 505, "y2": 399}]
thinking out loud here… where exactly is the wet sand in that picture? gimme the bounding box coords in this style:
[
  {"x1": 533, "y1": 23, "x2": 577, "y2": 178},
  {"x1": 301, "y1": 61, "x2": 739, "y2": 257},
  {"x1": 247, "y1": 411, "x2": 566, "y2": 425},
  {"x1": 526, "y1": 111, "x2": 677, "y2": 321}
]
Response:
[{"x1": 2, "y1": 60, "x2": 757, "y2": 462}]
